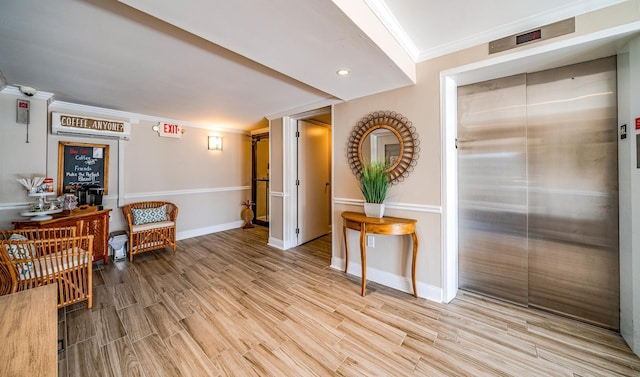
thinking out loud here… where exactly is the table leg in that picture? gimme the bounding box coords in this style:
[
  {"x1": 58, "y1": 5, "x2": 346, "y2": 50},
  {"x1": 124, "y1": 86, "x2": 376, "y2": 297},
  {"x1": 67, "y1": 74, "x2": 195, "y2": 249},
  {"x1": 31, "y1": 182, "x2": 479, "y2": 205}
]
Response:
[
  {"x1": 360, "y1": 225, "x2": 367, "y2": 296},
  {"x1": 343, "y1": 224, "x2": 349, "y2": 273},
  {"x1": 411, "y1": 231, "x2": 419, "y2": 298}
]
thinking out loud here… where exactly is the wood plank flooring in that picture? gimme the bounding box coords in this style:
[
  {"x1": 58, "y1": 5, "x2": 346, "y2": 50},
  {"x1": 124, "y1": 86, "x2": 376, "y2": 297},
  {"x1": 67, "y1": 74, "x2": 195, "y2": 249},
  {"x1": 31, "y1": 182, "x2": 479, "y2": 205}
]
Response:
[{"x1": 57, "y1": 226, "x2": 640, "y2": 376}]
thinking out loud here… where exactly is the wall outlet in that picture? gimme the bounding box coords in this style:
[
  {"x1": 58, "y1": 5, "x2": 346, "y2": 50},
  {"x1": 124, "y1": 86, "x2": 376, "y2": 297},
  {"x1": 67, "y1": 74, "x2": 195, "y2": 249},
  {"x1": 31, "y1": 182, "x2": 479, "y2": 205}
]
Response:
[{"x1": 367, "y1": 235, "x2": 375, "y2": 247}]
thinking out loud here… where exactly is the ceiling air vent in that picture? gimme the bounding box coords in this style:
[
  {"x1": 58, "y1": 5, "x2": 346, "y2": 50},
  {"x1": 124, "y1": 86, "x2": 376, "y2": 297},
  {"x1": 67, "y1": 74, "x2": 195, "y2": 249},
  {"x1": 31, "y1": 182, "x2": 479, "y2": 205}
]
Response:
[{"x1": 489, "y1": 18, "x2": 575, "y2": 54}]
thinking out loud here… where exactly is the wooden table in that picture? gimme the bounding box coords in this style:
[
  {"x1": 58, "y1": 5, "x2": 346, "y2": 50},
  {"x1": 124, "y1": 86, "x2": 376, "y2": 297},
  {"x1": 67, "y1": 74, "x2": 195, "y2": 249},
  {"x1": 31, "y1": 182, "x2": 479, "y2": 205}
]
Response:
[
  {"x1": 14, "y1": 208, "x2": 111, "y2": 264},
  {"x1": 341, "y1": 211, "x2": 419, "y2": 297},
  {"x1": 0, "y1": 285, "x2": 58, "y2": 377}
]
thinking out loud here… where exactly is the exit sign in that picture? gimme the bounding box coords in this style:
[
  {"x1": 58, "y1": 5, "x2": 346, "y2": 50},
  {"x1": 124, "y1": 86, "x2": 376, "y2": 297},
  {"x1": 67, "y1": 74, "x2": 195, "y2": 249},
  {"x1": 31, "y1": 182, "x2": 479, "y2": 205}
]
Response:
[{"x1": 154, "y1": 122, "x2": 183, "y2": 139}]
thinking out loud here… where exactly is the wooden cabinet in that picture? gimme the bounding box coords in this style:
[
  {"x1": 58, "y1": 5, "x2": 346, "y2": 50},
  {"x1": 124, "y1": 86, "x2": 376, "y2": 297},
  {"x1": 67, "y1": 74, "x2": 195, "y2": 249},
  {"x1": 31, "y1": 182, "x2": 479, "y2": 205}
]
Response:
[{"x1": 14, "y1": 209, "x2": 111, "y2": 264}]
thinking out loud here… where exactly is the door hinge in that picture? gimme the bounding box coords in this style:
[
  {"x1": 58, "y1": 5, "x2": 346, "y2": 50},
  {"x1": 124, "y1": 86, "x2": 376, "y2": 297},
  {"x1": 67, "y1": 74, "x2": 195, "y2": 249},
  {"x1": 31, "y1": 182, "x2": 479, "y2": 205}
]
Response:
[
  {"x1": 295, "y1": 131, "x2": 300, "y2": 138},
  {"x1": 295, "y1": 228, "x2": 300, "y2": 235},
  {"x1": 455, "y1": 138, "x2": 458, "y2": 149},
  {"x1": 296, "y1": 179, "x2": 300, "y2": 186}
]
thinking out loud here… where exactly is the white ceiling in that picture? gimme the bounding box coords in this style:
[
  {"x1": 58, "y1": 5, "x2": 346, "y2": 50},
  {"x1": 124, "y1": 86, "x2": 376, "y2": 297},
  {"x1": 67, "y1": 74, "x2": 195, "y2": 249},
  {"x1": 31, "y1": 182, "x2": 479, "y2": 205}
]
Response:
[{"x1": 0, "y1": 0, "x2": 627, "y2": 131}]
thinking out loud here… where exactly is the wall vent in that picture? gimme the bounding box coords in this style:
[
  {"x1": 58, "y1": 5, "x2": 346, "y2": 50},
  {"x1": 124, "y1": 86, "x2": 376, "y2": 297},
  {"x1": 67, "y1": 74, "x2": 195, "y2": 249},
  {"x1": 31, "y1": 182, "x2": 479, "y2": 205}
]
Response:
[{"x1": 489, "y1": 18, "x2": 575, "y2": 54}]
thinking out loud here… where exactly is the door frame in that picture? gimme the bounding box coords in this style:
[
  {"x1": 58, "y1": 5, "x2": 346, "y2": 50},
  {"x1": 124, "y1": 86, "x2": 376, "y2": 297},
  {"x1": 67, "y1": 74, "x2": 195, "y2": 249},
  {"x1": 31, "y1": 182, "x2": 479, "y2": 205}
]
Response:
[
  {"x1": 284, "y1": 107, "x2": 333, "y2": 248},
  {"x1": 439, "y1": 24, "x2": 637, "y2": 303},
  {"x1": 296, "y1": 119, "x2": 332, "y2": 245},
  {"x1": 251, "y1": 132, "x2": 270, "y2": 227}
]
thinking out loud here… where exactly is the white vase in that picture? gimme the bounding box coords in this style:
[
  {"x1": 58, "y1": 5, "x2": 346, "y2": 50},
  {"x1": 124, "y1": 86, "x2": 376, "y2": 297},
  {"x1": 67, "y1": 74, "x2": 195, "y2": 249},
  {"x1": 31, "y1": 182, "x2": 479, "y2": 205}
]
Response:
[{"x1": 364, "y1": 203, "x2": 385, "y2": 218}]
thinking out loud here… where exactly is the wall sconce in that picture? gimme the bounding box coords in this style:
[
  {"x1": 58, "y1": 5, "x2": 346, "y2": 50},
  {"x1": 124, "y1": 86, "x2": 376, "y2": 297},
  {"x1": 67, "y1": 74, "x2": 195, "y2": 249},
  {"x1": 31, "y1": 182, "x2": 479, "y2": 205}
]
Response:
[{"x1": 208, "y1": 136, "x2": 223, "y2": 150}]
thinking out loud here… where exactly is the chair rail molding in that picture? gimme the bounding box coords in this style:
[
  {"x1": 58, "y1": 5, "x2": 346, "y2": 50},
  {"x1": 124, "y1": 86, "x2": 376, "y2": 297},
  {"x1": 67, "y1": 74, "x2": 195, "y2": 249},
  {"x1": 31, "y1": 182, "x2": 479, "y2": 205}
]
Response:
[
  {"x1": 125, "y1": 186, "x2": 250, "y2": 200},
  {"x1": 333, "y1": 197, "x2": 442, "y2": 214}
]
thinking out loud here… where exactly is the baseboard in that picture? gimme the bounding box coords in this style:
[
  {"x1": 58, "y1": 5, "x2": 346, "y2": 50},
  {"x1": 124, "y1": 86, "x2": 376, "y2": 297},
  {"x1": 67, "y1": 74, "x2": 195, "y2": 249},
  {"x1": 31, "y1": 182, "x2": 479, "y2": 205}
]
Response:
[
  {"x1": 268, "y1": 237, "x2": 285, "y2": 249},
  {"x1": 330, "y1": 257, "x2": 442, "y2": 302},
  {"x1": 176, "y1": 220, "x2": 244, "y2": 241}
]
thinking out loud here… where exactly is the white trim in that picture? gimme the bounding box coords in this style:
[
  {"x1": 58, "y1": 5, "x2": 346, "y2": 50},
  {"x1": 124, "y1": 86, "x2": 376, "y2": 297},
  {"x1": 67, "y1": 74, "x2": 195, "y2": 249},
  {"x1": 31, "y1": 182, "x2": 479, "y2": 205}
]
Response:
[
  {"x1": 49, "y1": 100, "x2": 249, "y2": 134},
  {"x1": 265, "y1": 99, "x2": 340, "y2": 121},
  {"x1": 118, "y1": 139, "x2": 125, "y2": 207},
  {"x1": 333, "y1": 197, "x2": 442, "y2": 214},
  {"x1": 0, "y1": 202, "x2": 31, "y2": 211},
  {"x1": 330, "y1": 257, "x2": 442, "y2": 302},
  {"x1": 251, "y1": 127, "x2": 269, "y2": 136},
  {"x1": 442, "y1": 21, "x2": 640, "y2": 82},
  {"x1": 177, "y1": 220, "x2": 243, "y2": 241},
  {"x1": 267, "y1": 237, "x2": 285, "y2": 250},
  {"x1": 363, "y1": 0, "x2": 420, "y2": 61},
  {"x1": 365, "y1": 0, "x2": 626, "y2": 63},
  {"x1": 0, "y1": 86, "x2": 54, "y2": 100},
  {"x1": 441, "y1": 76, "x2": 459, "y2": 304},
  {"x1": 284, "y1": 116, "x2": 298, "y2": 247},
  {"x1": 439, "y1": 19, "x2": 640, "y2": 306},
  {"x1": 270, "y1": 191, "x2": 287, "y2": 198},
  {"x1": 125, "y1": 186, "x2": 250, "y2": 200}
]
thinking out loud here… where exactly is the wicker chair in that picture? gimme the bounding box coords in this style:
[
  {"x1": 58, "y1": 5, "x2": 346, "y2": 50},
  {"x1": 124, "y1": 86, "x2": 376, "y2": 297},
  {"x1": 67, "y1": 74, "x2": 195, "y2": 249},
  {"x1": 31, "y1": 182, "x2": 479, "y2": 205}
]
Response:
[
  {"x1": 0, "y1": 226, "x2": 93, "y2": 308},
  {"x1": 121, "y1": 201, "x2": 178, "y2": 262}
]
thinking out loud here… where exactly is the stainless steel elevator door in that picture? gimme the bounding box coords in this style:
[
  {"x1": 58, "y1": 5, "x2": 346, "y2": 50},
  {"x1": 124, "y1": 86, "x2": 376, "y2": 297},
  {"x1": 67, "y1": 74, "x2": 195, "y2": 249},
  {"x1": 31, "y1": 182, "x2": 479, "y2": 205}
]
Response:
[
  {"x1": 457, "y1": 57, "x2": 619, "y2": 329},
  {"x1": 526, "y1": 57, "x2": 619, "y2": 329},
  {"x1": 457, "y1": 74, "x2": 529, "y2": 306}
]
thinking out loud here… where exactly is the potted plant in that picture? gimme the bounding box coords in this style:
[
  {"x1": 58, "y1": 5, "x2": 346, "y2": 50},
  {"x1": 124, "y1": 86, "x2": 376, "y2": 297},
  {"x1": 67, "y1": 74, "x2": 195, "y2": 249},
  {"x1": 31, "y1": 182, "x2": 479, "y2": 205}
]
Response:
[{"x1": 359, "y1": 161, "x2": 390, "y2": 218}]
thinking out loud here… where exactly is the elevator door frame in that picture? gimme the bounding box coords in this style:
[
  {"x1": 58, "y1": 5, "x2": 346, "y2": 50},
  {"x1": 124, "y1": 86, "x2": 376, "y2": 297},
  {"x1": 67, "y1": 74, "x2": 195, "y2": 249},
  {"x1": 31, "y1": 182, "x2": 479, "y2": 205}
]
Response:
[{"x1": 456, "y1": 58, "x2": 619, "y2": 329}]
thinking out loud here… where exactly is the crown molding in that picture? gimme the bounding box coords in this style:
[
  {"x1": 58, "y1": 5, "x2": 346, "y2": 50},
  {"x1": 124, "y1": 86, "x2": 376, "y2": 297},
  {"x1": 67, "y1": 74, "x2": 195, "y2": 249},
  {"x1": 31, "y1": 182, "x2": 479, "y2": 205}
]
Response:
[
  {"x1": 48, "y1": 100, "x2": 249, "y2": 135},
  {"x1": 0, "y1": 86, "x2": 54, "y2": 100},
  {"x1": 365, "y1": 0, "x2": 627, "y2": 63},
  {"x1": 265, "y1": 98, "x2": 340, "y2": 121},
  {"x1": 363, "y1": 0, "x2": 420, "y2": 61}
]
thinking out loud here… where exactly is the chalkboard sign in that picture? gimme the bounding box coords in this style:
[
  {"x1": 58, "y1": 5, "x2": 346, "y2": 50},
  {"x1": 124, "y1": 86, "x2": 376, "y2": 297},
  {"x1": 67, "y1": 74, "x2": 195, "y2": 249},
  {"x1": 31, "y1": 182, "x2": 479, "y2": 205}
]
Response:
[{"x1": 57, "y1": 142, "x2": 109, "y2": 194}]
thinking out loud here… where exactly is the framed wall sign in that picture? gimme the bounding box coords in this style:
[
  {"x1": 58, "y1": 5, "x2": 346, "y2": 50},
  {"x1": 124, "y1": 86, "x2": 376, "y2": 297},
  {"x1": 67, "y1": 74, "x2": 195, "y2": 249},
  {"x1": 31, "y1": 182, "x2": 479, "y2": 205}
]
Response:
[{"x1": 57, "y1": 141, "x2": 109, "y2": 194}]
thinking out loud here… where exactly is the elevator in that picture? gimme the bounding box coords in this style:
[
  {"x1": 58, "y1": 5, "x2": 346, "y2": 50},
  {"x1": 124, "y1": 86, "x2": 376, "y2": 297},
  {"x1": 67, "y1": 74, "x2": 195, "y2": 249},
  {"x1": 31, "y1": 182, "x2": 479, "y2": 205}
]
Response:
[{"x1": 457, "y1": 56, "x2": 619, "y2": 329}]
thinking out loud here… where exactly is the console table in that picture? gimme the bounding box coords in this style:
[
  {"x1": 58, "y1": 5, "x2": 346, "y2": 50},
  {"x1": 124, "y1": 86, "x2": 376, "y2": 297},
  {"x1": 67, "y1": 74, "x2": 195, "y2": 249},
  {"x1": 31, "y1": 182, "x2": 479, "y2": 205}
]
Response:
[
  {"x1": 341, "y1": 211, "x2": 419, "y2": 297},
  {"x1": 14, "y1": 208, "x2": 111, "y2": 264},
  {"x1": 0, "y1": 284, "x2": 57, "y2": 377}
]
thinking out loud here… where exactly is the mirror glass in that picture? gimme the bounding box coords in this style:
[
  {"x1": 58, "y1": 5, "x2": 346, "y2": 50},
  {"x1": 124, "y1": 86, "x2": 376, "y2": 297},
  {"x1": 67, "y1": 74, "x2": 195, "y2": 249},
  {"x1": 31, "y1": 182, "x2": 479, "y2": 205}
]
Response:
[
  {"x1": 360, "y1": 128, "x2": 401, "y2": 167},
  {"x1": 347, "y1": 110, "x2": 420, "y2": 184}
]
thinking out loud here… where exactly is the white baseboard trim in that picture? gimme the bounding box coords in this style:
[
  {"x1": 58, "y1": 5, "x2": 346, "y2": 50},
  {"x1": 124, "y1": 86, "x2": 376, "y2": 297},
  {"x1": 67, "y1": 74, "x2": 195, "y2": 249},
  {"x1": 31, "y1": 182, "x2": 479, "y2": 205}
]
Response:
[
  {"x1": 268, "y1": 237, "x2": 285, "y2": 249},
  {"x1": 331, "y1": 257, "x2": 442, "y2": 303},
  {"x1": 177, "y1": 220, "x2": 243, "y2": 241}
]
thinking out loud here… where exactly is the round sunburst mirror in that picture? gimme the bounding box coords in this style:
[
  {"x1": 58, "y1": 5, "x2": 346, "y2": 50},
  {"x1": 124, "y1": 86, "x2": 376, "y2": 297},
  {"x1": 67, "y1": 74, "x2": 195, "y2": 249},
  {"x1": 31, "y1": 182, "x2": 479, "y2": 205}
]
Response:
[{"x1": 347, "y1": 110, "x2": 420, "y2": 184}]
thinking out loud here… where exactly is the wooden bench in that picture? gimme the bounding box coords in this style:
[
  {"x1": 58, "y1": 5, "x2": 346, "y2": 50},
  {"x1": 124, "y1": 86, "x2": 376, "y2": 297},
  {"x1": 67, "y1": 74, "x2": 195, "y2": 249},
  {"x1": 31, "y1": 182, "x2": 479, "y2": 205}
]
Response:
[{"x1": 121, "y1": 201, "x2": 178, "y2": 262}]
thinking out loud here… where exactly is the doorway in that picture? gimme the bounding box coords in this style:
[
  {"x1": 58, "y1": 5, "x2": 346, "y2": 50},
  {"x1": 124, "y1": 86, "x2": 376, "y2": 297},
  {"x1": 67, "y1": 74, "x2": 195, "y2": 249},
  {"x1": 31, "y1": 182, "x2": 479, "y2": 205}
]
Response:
[
  {"x1": 252, "y1": 132, "x2": 269, "y2": 227},
  {"x1": 296, "y1": 119, "x2": 332, "y2": 245},
  {"x1": 457, "y1": 57, "x2": 619, "y2": 329}
]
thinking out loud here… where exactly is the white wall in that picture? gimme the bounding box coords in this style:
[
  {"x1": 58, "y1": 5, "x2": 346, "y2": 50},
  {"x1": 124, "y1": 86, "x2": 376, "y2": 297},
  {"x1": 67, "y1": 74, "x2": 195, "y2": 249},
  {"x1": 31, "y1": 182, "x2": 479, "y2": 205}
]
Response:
[
  {"x1": 617, "y1": 34, "x2": 640, "y2": 355},
  {"x1": 0, "y1": 93, "x2": 252, "y2": 246},
  {"x1": 0, "y1": 89, "x2": 50, "y2": 228}
]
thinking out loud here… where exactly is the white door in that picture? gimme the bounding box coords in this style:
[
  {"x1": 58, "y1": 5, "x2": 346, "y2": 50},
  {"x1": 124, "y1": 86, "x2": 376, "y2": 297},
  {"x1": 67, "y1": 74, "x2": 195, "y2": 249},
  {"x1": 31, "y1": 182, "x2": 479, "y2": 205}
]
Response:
[{"x1": 297, "y1": 120, "x2": 331, "y2": 244}]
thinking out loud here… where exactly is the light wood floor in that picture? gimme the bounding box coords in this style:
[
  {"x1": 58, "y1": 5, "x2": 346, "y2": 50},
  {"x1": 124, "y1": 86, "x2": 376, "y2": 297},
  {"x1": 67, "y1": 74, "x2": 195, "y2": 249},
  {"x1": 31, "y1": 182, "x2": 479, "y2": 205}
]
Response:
[{"x1": 58, "y1": 226, "x2": 640, "y2": 376}]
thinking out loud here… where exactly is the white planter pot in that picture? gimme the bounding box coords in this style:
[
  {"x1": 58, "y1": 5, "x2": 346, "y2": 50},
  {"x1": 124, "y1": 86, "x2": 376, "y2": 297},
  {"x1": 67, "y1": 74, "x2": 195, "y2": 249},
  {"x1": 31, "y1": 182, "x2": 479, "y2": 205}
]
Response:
[{"x1": 364, "y1": 203, "x2": 385, "y2": 218}]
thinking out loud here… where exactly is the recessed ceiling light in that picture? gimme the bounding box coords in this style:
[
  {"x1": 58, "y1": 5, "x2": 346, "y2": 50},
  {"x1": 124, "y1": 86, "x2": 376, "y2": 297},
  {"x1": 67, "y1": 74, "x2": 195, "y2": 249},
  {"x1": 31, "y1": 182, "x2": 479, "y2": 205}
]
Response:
[{"x1": 336, "y1": 68, "x2": 351, "y2": 76}]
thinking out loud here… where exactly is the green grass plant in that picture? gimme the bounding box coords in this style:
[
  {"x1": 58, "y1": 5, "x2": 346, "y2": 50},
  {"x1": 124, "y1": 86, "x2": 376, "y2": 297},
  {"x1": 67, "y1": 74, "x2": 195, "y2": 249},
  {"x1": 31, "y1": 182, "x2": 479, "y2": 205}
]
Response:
[{"x1": 360, "y1": 161, "x2": 390, "y2": 204}]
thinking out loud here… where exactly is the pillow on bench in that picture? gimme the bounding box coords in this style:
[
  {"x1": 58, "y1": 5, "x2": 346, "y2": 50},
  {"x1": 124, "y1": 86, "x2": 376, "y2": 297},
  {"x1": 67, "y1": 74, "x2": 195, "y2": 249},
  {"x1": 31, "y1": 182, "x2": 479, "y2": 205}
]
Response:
[{"x1": 131, "y1": 205, "x2": 168, "y2": 225}]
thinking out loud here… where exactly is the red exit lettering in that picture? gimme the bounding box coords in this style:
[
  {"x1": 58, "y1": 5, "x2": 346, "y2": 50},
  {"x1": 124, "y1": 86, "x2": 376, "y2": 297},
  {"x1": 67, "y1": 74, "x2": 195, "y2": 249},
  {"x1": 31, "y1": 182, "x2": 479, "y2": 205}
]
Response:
[{"x1": 163, "y1": 123, "x2": 179, "y2": 134}]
